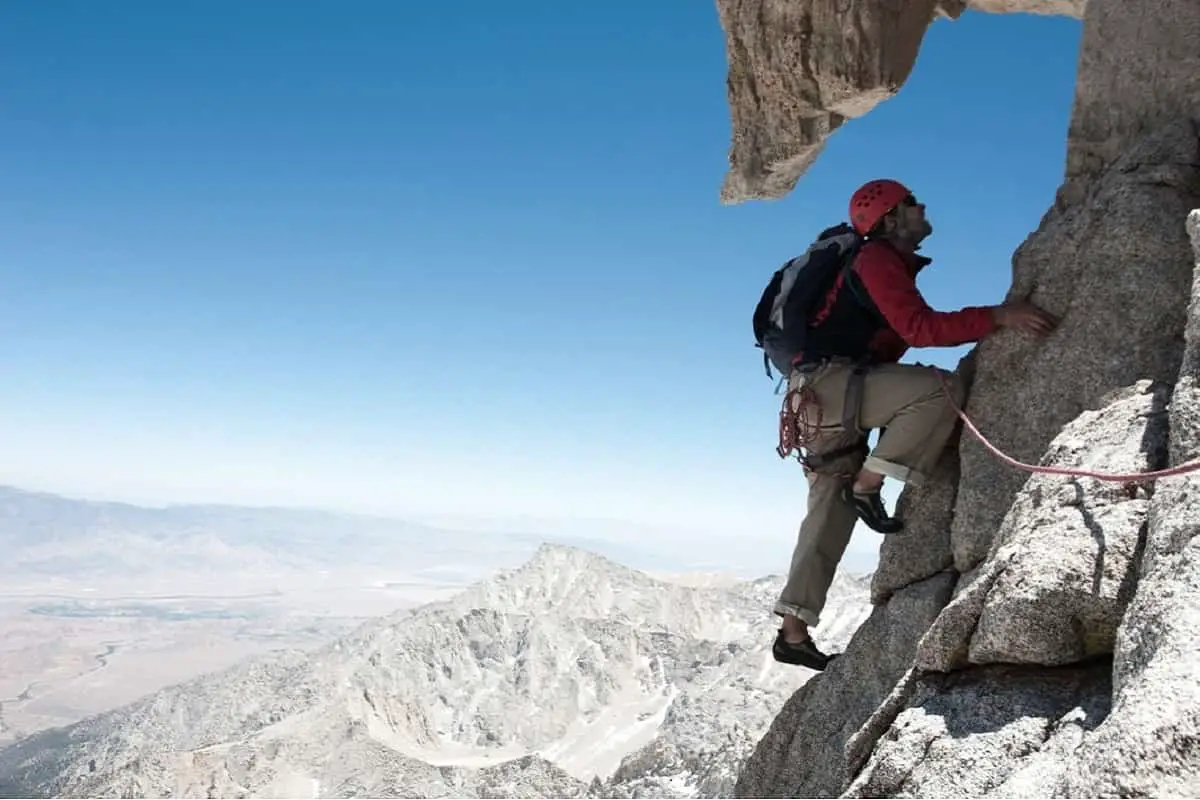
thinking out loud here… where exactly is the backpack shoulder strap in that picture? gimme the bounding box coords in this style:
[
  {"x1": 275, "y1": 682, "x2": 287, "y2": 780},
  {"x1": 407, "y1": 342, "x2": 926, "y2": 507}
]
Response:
[{"x1": 840, "y1": 246, "x2": 888, "y2": 325}]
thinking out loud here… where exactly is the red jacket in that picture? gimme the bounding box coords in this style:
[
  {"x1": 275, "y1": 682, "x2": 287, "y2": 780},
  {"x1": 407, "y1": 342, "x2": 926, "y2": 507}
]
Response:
[{"x1": 851, "y1": 241, "x2": 996, "y2": 363}]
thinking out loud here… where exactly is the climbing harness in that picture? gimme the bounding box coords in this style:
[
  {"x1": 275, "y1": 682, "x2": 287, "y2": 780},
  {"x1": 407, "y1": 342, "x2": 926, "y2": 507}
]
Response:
[
  {"x1": 777, "y1": 361, "x2": 870, "y2": 476},
  {"x1": 934, "y1": 369, "x2": 1200, "y2": 483}
]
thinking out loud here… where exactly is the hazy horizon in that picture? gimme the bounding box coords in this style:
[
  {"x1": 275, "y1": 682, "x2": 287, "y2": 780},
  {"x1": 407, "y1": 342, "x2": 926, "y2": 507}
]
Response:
[{"x1": 0, "y1": 481, "x2": 881, "y2": 577}]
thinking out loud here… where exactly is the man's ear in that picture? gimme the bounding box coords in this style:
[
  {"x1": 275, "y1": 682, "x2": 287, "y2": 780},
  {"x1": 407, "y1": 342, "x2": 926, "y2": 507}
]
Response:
[{"x1": 880, "y1": 211, "x2": 898, "y2": 235}]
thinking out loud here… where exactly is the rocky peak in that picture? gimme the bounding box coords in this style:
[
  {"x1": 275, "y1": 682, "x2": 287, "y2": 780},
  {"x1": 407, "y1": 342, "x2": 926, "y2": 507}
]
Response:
[
  {"x1": 519, "y1": 541, "x2": 635, "y2": 581},
  {"x1": 0, "y1": 535, "x2": 873, "y2": 799}
]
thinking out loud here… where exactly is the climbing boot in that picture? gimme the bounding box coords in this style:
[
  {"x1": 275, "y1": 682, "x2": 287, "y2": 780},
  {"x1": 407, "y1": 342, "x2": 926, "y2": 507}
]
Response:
[
  {"x1": 772, "y1": 629, "x2": 837, "y2": 671},
  {"x1": 842, "y1": 484, "x2": 904, "y2": 534}
]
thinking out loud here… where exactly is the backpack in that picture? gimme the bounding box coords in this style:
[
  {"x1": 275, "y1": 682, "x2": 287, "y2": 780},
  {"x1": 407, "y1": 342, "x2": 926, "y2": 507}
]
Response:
[{"x1": 752, "y1": 223, "x2": 865, "y2": 379}]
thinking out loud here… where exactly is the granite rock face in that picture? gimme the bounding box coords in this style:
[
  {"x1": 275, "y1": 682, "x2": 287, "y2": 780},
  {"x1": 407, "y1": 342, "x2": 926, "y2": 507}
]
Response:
[
  {"x1": 830, "y1": 213, "x2": 1200, "y2": 799},
  {"x1": 1046, "y1": 210, "x2": 1200, "y2": 799},
  {"x1": 916, "y1": 380, "x2": 1169, "y2": 673},
  {"x1": 722, "y1": 0, "x2": 1200, "y2": 795},
  {"x1": 1062, "y1": 0, "x2": 1200, "y2": 201},
  {"x1": 844, "y1": 660, "x2": 1113, "y2": 798},
  {"x1": 953, "y1": 117, "x2": 1200, "y2": 575},
  {"x1": 733, "y1": 573, "x2": 955, "y2": 798}
]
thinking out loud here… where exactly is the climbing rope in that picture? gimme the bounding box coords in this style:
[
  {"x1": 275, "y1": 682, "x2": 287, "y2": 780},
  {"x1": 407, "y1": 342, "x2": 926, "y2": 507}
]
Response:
[
  {"x1": 776, "y1": 383, "x2": 822, "y2": 460},
  {"x1": 934, "y1": 369, "x2": 1200, "y2": 483}
]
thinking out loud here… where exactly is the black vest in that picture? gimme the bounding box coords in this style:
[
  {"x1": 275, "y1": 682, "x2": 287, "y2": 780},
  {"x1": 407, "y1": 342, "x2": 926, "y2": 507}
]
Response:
[{"x1": 799, "y1": 244, "x2": 930, "y2": 365}]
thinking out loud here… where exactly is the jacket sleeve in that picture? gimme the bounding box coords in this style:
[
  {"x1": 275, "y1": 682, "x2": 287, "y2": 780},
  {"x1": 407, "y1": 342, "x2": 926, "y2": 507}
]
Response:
[{"x1": 854, "y1": 248, "x2": 996, "y2": 347}]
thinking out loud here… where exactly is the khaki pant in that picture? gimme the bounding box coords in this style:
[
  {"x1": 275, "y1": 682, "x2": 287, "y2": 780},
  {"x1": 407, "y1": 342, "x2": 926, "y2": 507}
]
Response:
[{"x1": 775, "y1": 361, "x2": 964, "y2": 626}]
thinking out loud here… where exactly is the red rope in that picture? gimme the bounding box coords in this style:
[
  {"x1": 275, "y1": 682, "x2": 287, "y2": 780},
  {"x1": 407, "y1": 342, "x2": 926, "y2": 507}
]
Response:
[
  {"x1": 777, "y1": 384, "x2": 822, "y2": 460},
  {"x1": 934, "y1": 370, "x2": 1200, "y2": 482}
]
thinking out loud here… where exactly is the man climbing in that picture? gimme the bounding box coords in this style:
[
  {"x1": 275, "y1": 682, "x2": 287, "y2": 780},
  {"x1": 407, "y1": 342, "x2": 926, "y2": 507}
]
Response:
[{"x1": 772, "y1": 178, "x2": 1057, "y2": 670}]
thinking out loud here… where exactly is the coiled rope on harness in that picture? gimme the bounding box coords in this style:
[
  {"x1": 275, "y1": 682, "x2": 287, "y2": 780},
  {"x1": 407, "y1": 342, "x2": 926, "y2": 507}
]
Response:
[
  {"x1": 776, "y1": 364, "x2": 870, "y2": 477},
  {"x1": 776, "y1": 383, "x2": 822, "y2": 459},
  {"x1": 933, "y1": 369, "x2": 1200, "y2": 482}
]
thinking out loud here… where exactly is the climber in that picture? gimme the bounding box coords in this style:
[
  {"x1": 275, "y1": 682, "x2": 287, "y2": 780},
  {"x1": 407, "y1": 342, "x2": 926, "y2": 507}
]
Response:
[{"x1": 772, "y1": 178, "x2": 1058, "y2": 670}]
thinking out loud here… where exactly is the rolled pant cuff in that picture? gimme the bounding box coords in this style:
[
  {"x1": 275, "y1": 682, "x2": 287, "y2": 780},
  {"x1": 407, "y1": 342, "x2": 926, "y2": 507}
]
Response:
[
  {"x1": 774, "y1": 600, "x2": 819, "y2": 627},
  {"x1": 864, "y1": 455, "x2": 925, "y2": 486}
]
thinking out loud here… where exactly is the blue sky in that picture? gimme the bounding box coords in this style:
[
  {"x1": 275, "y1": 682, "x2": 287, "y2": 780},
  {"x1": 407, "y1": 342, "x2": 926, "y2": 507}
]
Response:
[{"x1": 0, "y1": 2, "x2": 1082, "y2": 570}]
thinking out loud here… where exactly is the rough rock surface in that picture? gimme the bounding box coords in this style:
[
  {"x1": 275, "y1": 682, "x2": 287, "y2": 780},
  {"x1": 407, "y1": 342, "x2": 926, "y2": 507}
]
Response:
[
  {"x1": 715, "y1": 0, "x2": 1085, "y2": 203},
  {"x1": 825, "y1": 213, "x2": 1200, "y2": 799},
  {"x1": 917, "y1": 381, "x2": 1168, "y2": 672},
  {"x1": 733, "y1": 572, "x2": 954, "y2": 798},
  {"x1": 844, "y1": 660, "x2": 1112, "y2": 798},
  {"x1": 724, "y1": 0, "x2": 1200, "y2": 796},
  {"x1": 836, "y1": 382, "x2": 1172, "y2": 792},
  {"x1": 1046, "y1": 209, "x2": 1200, "y2": 798},
  {"x1": 953, "y1": 116, "x2": 1200, "y2": 574},
  {"x1": 1062, "y1": 0, "x2": 1200, "y2": 200}
]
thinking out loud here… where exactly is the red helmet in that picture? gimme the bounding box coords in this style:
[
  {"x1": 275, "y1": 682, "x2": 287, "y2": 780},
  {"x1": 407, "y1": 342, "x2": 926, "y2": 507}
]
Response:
[{"x1": 849, "y1": 179, "x2": 912, "y2": 235}]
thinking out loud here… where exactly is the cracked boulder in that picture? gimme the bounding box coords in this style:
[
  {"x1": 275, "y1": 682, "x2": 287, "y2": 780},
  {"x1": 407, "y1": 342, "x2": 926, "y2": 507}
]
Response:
[
  {"x1": 915, "y1": 379, "x2": 1170, "y2": 672},
  {"x1": 843, "y1": 660, "x2": 1112, "y2": 798},
  {"x1": 1045, "y1": 209, "x2": 1200, "y2": 798}
]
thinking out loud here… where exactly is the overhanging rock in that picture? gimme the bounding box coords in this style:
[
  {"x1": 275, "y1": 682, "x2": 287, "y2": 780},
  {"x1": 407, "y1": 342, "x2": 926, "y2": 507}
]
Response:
[{"x1": 714, "y1": 0, "x2": 1085, "y2": 204}]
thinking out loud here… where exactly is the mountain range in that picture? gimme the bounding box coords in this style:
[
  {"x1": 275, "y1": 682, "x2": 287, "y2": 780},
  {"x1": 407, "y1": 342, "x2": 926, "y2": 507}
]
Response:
[{"x1": 0, "y1": 543, "x2": 873, "y2": 798}]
